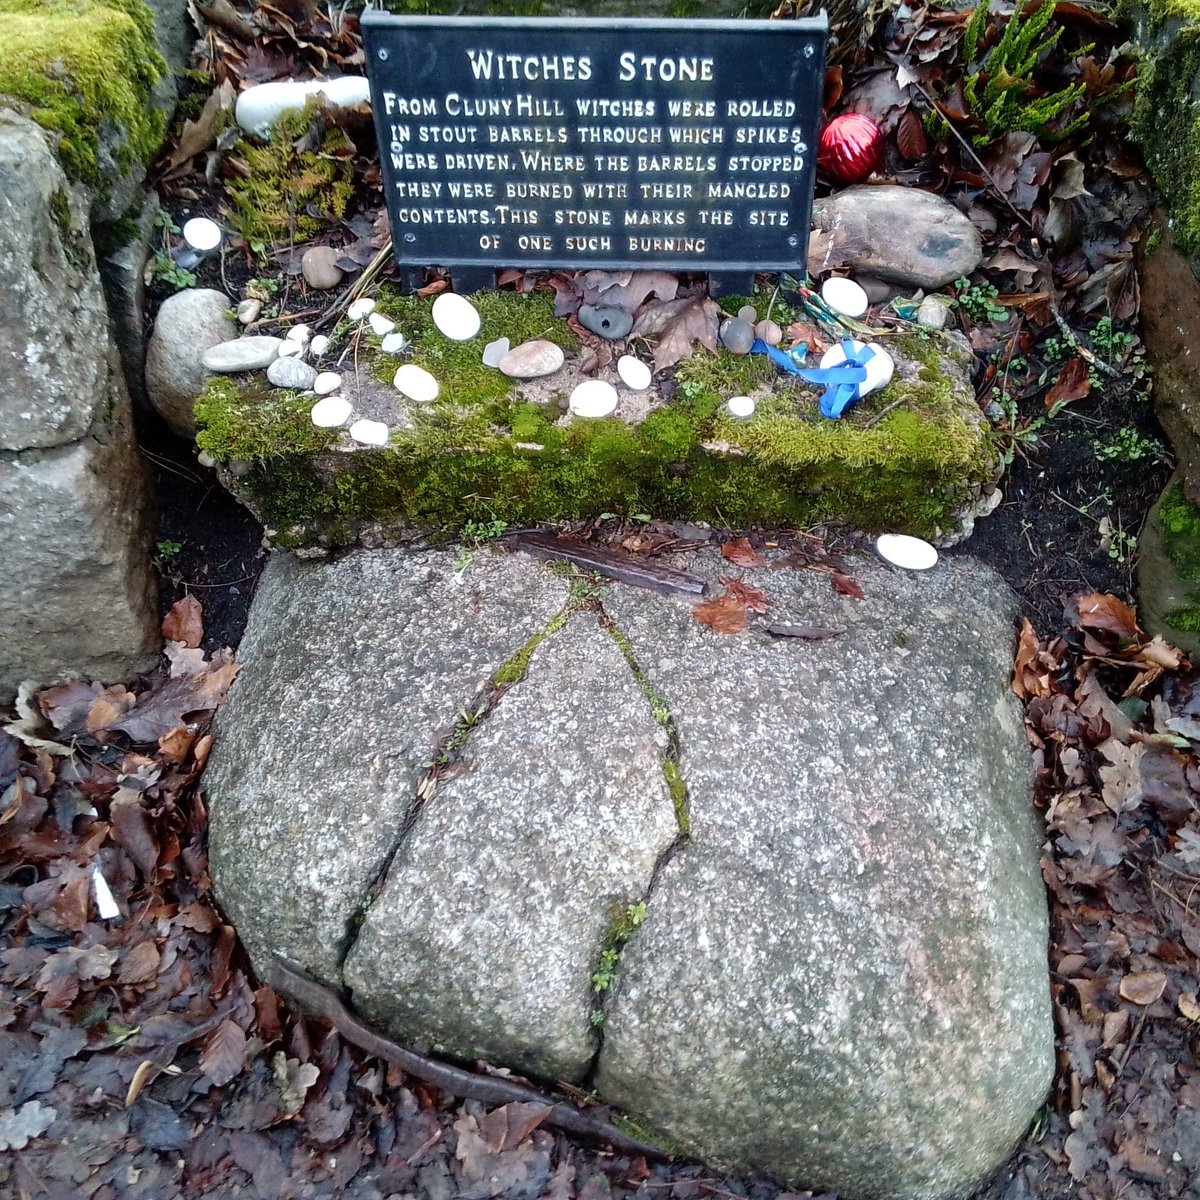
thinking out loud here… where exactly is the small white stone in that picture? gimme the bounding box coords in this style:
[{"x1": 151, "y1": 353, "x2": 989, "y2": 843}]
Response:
[
  {"x1": 349, "y1": 419, "x2": 389, "y2": 446},
  {"x1": 311, "y1": 395, "x2": 352, "y2": 427},
  {"x1": 569, "y1": 379, "x2": 619, "y2": 419},
  {"x1": 286, "y1": 323, "x2": 311, "y2": 343},
  {"x1": 182, "y1": 216, "x2": 222, "y2": 252},
  {"x1": 875, "y1": 533, "x2": 939, "y2": 571},
  {"x1": 313, "y1": 371, "x2": 341, "y2": 395},
  {"x1": 368, "y1": 311, "x2": 396, "y2": 336},
  {"x1": 197, "y1": 450, "x2": 216, "y2": 468},
  {"x1": 617, "y1": 355, "x2": 652, "y2": 391},
  {"x1": 236, "y1": 298, "x2": 261, "y2": 325},
  {"x1": 482, "y1": 337, "x2": 510, "y2": 368},
  {"x1": 234, "y1": 76, "x2": 372, "y2": 138},
  {"x1": 917, "y1": 295, "x2": 952, "y2": 330},
  {"x1": 818, "y1": 339, "x2": 894, "y2": 396},
  {"x1": 393, "y1": 363, "x2": 439, "y2": 403},
  {"x1": 821, "y1": 276, "x2": 870, "y2": 319},
  {"x1": 309, "y1": 334, "x2": 330, "y2": 357},
  {"x1": 267, "y1": 356, "x2": 317, "y2": 389},
  {"x1": 726, "y1": 396, "x2": 756, "y2": 420},
  {"x1": 276, "y1": 340, "x2": 304, "y2": 358},
  {"x1": 432, "y1": 291, "x2": 481, "y2": 341},
  {"x1": 201, "y1": 336, "x2": 283, "y2": 372},
  {"x1": 92, "y1": 866, "x2": 120, "y2": 919},
  {"x1": 347, "y1": 297, "x2": 375, "y2": 321},
  {"x1": 381, "y1": 331, "x2": 409, "y2": 354}
]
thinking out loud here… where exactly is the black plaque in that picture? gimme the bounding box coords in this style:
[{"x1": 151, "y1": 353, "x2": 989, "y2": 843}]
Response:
[{"x1": 362, "y1": 11, "x2": 826, "y2": 286}]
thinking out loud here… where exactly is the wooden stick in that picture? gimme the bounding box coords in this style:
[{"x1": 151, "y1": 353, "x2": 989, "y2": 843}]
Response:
[{"x1": 270, "y1": 959, "x2": 672, "y2": 1162}]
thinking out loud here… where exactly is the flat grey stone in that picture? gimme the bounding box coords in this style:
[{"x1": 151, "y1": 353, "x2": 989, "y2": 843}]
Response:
[
  {"x1": 578, "y1": 304, "x2": 633, "y2": 340},
  {"x1": 810, "y1": 185, "x2": 983, "y2": 290},
  {"x1": 201, "y1": 336, "x2": 283, "y2": 373},
  {"x1": 0, "y1": 113, "x2": 108, "y2": 452},
  {"x1": 205, "y1": 549, "x2": 570, "y2": 983},
  {"x1": 345, "y1": 614, "x2": 678, "y2": 1083},
  {"x1": 266, "y1": 355, "x2": 317, "y2": 390},
  {"x1": 594, "y1": 551, "x2": 1051, "y2": 1198},
  {"x1": 145, "y1": 288, "x2": 235, "y2": 436}
]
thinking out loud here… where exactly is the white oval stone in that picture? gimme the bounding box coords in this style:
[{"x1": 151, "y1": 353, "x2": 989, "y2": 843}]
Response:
[
  {"x1": 309, "y1": 334, "x2": 330, "y2": 357},
  {"x1": 197, "y1": 450, "x2": 216, "y2": 468},
  {"x1": 286, "y1": 323, "x2": 310, "y2": 343},
  {"x1": 201, "y1": 336, "x2": 283, "y2": 373},
  {"x1": 817, "y1": 339, "x2": 895, "y2": 397},
  {"x1": 482, "y1": 337, "x2": 510, "y2": 368},
  {"x1": 311, "y1": 395, "x2": 352, "y2": 427},
  {"x1": 498, "y1": 339, "x2": 565, "y2": 379},
  {"x1": 182, "y1": 216, "x2": 222, "y2": 252},
  {"x1": 432, "y1": 292, "x2": 481, "y2": 341},
  {"x1": 876, "y1": 533, "x2": 939, "y2": 570},
  {"x1": 236, "y1": 298, "x2": 261, "y2": 325},
  {"x1": 394, "y1": 363, "x2": 439, "y2": 403},
  {"x1": 368, "y1": 312, "x2": 396, "y2": 336},
  {"x1": 821, "y1": 276, "x2": 870, "y2": 319},
  {"x1": 276, "y1": 340, "x2": 304, "y2": 358},
  {"x1": 617, "y1": 355, "x2": 652, "y2": 391},
  {"x1": 347, "y1": 297, "x2": 375, "y2": 321},
  {"x1": 234, "y1": 76, "x2": 372, "y2": 138},
  {"x1": 349, "y1": 419, "x2": 389, "y2": 446},
  {"x1": 726, "y1": 395, "x2": 756, "y2": 419},
  {"x1": 381, "y1": 331, "x2": 409, "y2": 354},
  {"x1": 313, "y1": 371, "x2": 341, "y2": 395},
  {"x1": 569, "y1": 379, "x2": 619, "y2": 419},
  {"x1": 266, "y1": 356, "x2": 317, "y2": 389}
]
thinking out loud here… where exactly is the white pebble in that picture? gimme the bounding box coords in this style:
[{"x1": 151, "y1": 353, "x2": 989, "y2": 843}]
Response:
[
  {"x1": 286, "y1": 323, "x2": 310, "y2": 344},
  {"x1": 875, "y1": 533, "x2": 939, "y2": 571},
  {"x1": 92, "y1": 866, "x2": 120, "y2": 920},
  {"x1": 197, "y1": 450, "x2": 215, "y2": 468},
  {"x1": 313, "y1": 371, "x2": 342, "y2": 395},
  {"x1": 818, "y1": 339, "x2": 894, "y2": 396},
  {"x1": 309, "y1": 334, "x2": 330, "y2": 357},
  {"x1": 234, "y1": 76, "x2": 372, "y2": 138},
  {"x1": 311, "y1": 395, "x2": 352, "y2": 427},
  {"x1": 726, "y1": 396, "x2": 756, "y2": 420},
  {"x1": 236, "y1": 298, "x2": 261, "y2": 325},
  {"x1": 821, "y1": 276, "x2": 870, "y2": 319},
  {"x1": 349, "y1": 419, "x2": 389, "y2": 446},
  {"x1": 617, "y1": 355, "x2": 652, "y2": 391},
  {"x1": 432, "y1": 291, "x2": 481, "y2": 341},
  {"x1": 182, "y1": 216, "x2": 222, "y2": 252},
  {"x1": 394, "y1": 363, "x2": 439, "y2": 403},
  {"x1": 569, "y1": 379, "x2": 619, "y2": 419},
  {"x1": 347, "y1": 297, "x2": 375, "y2": 321},
  {"x1": 276, "y1": 340, "x2": 303, "y2": 358},
  {"x1": 482, "y1": 337, "x2": 510, "y2": 368},
  {"x1": 369, "y1": 311, "x2": 396, "y2": 336},
  {"x1": 381, "y1": 331, "x2": 409, "y2": 354}
]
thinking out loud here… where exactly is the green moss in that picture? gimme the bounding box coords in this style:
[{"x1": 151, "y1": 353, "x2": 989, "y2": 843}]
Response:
[
  {"x1": 225, "y1": 100, "x2": 355, "y2": 244},
  {"x1": 492, "y1": 606, "x2": 569, "y2": 686},
  {"x1": 1158, "y1": 479, "x2": 1200, "y2": 579},
  {"x1": 0, "y1": 0, "x2": 166, "y2": 192},
  {"x1": 660, "y1": 758, "x2": 690, "y2": 833},
  {"x1": 195, "y1": 376, "x2": 339, "y2": 461}
]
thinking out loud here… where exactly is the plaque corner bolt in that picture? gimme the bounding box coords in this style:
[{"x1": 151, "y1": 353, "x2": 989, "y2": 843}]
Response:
[{"x1": 378, "y1": 48, "x2": 389, "y2": 61}]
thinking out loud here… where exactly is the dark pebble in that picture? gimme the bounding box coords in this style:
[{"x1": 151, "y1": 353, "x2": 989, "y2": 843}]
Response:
[
  {"x1": 578, "y1": 304, "x2": 634, "y2": 340},
  {"x1": 719, "y1": 317, "x2": 755, "y2": 355}
]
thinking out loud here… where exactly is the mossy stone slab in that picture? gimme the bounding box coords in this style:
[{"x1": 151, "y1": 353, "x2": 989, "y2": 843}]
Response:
[
  {"x1": 1137, "y1": 474, "x2": 1200, "y2": 656},
  {"x1": 195, "y1": 289, "x2": 997, "y2": 548}
]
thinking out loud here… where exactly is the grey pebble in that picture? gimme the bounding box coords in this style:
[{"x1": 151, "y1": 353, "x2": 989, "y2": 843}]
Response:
[
  {"x1": 578, "y1": 304, "x2": 633, "y2": 340},
  {"x1": 737, "y1": 304, "x2": 758, "y2": 324},
  {"x1": 754, "y1": 319, "x2": 783, "y2": 346},
  {"x1": 267, "y1": 356, "x2": 318, "y2": 389},
  {"x1": 202, "y1": 336, "x2": 284, "y2": 373},
  {"x1": 719, "y1": 317, "x2": 755, "y2": 355},
  {"x1": 499, "y1": 339, "x2": 565, "y2": 379},
  {"x1": 300, "y1": 246, "x2": 343, "y2": 290}
]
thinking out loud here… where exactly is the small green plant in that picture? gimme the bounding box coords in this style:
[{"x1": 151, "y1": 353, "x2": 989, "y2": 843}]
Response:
[
  {"x1": 961, "y1": 0, "x2": 1088, "y2": 144},
  {"x1": 1089, "y1": 316, "x2": 1137, "y2": 367},
  {"x1": 462, "y1": 518, "x2": 509, "y2": 546},
  {"x1": 156, "y1": 539, "x2": 183, "y2": 559},
  {"x1": 952, "y1": 277, "x2": 1007, "y2": 323},
  {"x1": 148, "y1": 253, "x2": 197, "y2": 291},
  {"x1": 1103, "y1": 521, "x2": 1138, "y2": 565},
  {"x1": 1093, "y1": 426, "x2": 1166, "y2": 465},
  {"x1": 590, "y1": 901, "x2": 649, "y2": 1024}
]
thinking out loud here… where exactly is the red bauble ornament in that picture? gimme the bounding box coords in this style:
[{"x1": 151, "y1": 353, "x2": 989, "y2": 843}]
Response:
[{"x1": 818, "y1": 113, "x2": 884, "y2": 185}]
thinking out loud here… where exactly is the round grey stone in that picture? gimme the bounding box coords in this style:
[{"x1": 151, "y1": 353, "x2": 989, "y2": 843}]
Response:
[
  {"x1": 145, "y1": 288, "x2": 236, "y2": 438},
  {"x1": 737, "y1": 304, "x2": 758, "y2": 324},
  {"x1": 917, "y1": 295, "x2": 952, "y2": 330},
  {"x1": 300, "y1": 245, "x2": 343, "y2": 290},
  {"x1": 498, "y1": 339, "x2": 565, "y2": 379},
  {"x1": 719, "y1": 317, "x2": 754, "y2": 355},
  {"x1": 202, "y1": 336, "x2": 284, "y2": 373},
  {"x1": 578, "y1": 304, "x2": 633, "y2": 340},
  {"x1": 267, "y1": 356, "x2": 318, "y2": 390}
]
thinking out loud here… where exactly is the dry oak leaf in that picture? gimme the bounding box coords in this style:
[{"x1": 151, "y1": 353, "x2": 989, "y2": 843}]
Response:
[
  {"x1": 118, "y1": 940, "x2": 162, "y2": 986},
  {"x1": 1118, "y1": 970, "x2": 1167, "y2": 1006},
  {"x1": 693, "y1": 594, "x2": 749, "y2": 635},
  {"x1": 722, "y1": 537, "x2": 767, "y2": 568},
  {"x1": 1012, "y1": 618, "x2": 1052, "y2": 700},
  {"x1": 629, "y1": 294, "x2": 720, "y2": 372},
  {"x1": 724, "y1": 579, "x2": 770, "y2": 613},
  {"x1": 162, "y1": 595, "x2": 203, "y2": 648},
  {"x1": 1071, "y1": 592, "x2": 1140, "y2": 641},
  {"x1": 832, "y1": 572, "x2": 865, "y2": 600}
]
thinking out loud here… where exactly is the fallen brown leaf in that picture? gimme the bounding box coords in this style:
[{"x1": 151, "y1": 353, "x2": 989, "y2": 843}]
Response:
[
  {"x1": 199, "y1": 1018, "x2": 247, "y2": 1087},
  {"x1": 722, "y1": 538, "x2": 767, "y2": 568},
  {"x1": 832, "y1": 573, "x2": 865, "y2": 600},
  {"x1": 1118, "y1": 970, "x2": 1167, "y2": 1006},
  {"x1": 1046, "y1": 358, "x2": 1092, "y2": 410},
  {"x1": 723, "y1": 579, "x2": 769, "y2": 613},
  {"x1": 1071, "y1": 593, "x2": 1140, "y2": 641},
  {"x1": 629, "y1": 294, "x2": 720, "y2": 372},
  {"x1": 162, "y1": 596, "x2": 204, "y2": 648},
  {"x1": 693, "y1": 594, "x2": 748, "y2": 635}
]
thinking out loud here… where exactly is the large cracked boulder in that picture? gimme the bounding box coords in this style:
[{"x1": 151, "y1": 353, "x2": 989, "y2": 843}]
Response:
[
  {"x1": 204, "y1": 544, "x2": 1052, "y2": 1199},
  {"x1": 0, "y1": 110, "x2": 158, "y2": 698}
]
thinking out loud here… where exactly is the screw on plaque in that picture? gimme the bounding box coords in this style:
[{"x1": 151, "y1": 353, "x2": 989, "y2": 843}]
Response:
[
  {"x1": 404, "y1": 233, "x2": 416, "y2": 243},
  {"x1": 804, "y1": 45, "x2": 815, "y2": 57},
  {"x1": 787, "y1": 235, "x2": 800, "y2": 247},
  {"x1": 378, "y1": 48, "x2": 389, "y2": 60}
]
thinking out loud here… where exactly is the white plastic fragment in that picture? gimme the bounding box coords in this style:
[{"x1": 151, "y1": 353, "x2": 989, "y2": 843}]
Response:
[
  {"x1": 182, "y1": 216, "x2": 222, "y2": 252},
  {"x1": 309, "y1": 334, "x2": 330, "y2": 357},
  {"x1": 234, "y1": 76, "x2": 372, "y2": 138},
  {"x1": 726, "y1": 396, "x2": 756, "y2": 420},
  {"x1": 197, "y1": 450, "x2": 216, "y2": 469},
  {"x1": 349, "y1": 419, "x2": 390, "y2": 446},
  {"x1": 569, "y1": 379, "x2": 619, "y2": 419},
  {"x1": 617, "y1": 355, "x2": 652, "y2": 391},
  {"x1": 347, "y1": 297, "x2": 375, "y2": 321},
  {"x1": 381, "y1": 331, "x2": 409, "y2": 354},
  {"x1": 313, "y1": 371, "x2": 341, "y2": 395},
  {"x1": 92, "y1": 865, "x2": 120, "y2": 919},
  {"x1": 432, "y1": 291, "x2": 481, "y2": 341},
  {"x1": 876, "y1": 533, "x2": 939, "y2": 570},
  {"x1": 368, "y1": 311, "x2": 396, "y2": 336},
  {"x1": 821, "y1": 276, "x2": 870, "y2": 319},
  {"x1": 311, "y1": 395, "x2": 352, "y2": 427},
  {"x1": 393, "y1": 363, "x2": 439, "y2": 402}
]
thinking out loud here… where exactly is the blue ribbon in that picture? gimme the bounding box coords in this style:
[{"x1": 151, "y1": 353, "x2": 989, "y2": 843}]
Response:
[{"x1": 751, "y1": 337, "x2": 876, "y2": 420}]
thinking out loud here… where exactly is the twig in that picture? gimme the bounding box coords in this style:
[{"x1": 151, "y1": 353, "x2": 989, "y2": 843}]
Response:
[
  {"x1": 861, "y1": 396, "x2": 910, "y2": 428},
  {"x1": 1049, "y1": 300, "x2": 1122, "y2": 380},
  {"x1": 271, "y1": 959, "x2": 672, "y2": 1161},
  {"x1": 319, "y1": 240, "x2": 395, "y2": 331}
]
